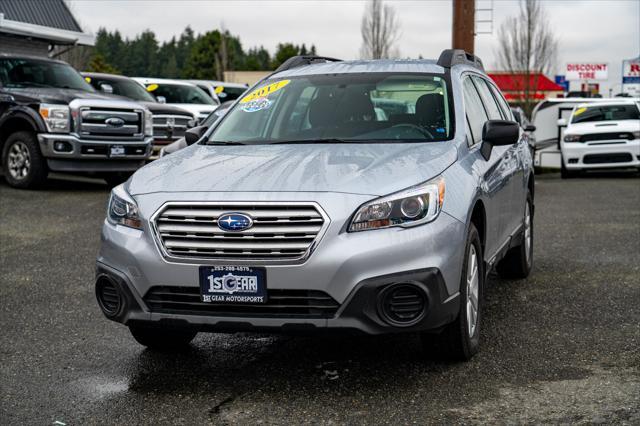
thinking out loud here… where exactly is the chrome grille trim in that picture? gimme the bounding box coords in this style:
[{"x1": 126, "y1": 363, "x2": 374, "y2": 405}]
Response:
[
  {"x1": 77, "y1": 107, "x2": 144, "y2": 140},
  {"x1": 151, "y1": 201, "x2": 330, "y2": 264}
]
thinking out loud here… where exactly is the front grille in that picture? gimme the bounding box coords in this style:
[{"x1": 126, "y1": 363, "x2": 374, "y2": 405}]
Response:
[
  {"x1": 144, "y1": 286, "x2": 339, "y2": 318},
  {"x1": 583, "y1": 153, "x2": 633, "y2": 164},
  {"x1": 152, "y1": 114, "x2": 192, "y2": 141},
  {"x1": 580, "y1": 132, "x2": 634, "y2": 143},
  {"x1": 153, "y1": 202, "x2": 328, "y2": 261},
  {"x1": 78, "y1": 107, "x2": 143, "y2": 140}
]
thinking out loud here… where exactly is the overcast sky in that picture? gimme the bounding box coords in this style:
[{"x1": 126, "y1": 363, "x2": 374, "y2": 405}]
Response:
[{"x1": 67, "y1": 0, "x2": 640, "y2": 94}]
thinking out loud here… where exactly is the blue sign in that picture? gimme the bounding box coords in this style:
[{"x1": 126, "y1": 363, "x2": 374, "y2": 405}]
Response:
[{"x1": 555, "y1": 75, "x2": 569, "y2": 92}]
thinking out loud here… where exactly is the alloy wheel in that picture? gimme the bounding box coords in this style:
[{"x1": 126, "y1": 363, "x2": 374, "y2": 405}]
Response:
[
  {"x1": 7, "y1": 141, "x2": 31, "y2": 180},
  {"x1": 466, "y1": 244, "x2": 479, "y2": 337}
]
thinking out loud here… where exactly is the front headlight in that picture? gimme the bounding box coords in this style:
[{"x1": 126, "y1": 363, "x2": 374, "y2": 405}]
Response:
[
  {"x1": 39, "y1": 104, "x2": 70, "y2": 133},
  {"x1": 349, "y1": 177, "x2": 445, "y2": 232},
  {"x1": 144, "y1": 109, "x2": 153, "y2": 136},
  {"x1": 107, "y1": 185, "x2": 142, "y2": 230},
  {"x1": 564, "y1": 134, "x2": 581, "y2": 143}
]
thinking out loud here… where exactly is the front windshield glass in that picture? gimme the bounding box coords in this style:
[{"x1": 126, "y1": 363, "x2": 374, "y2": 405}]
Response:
[
  {"x1": 571, "y1": 104, "x2": 640, "y2": 124},
  {"x1": 0, "y1": 58, "x2": 94, "y2": 91},
  {"x1": 208, "y1": 73, "x2": 452, "y2": 144},
  {"x1": 148, "y1": 84, "x2": 215, "y2": 105},
  {"x1": 94, "y1": 78, "x2": 156, "y2": 102}
]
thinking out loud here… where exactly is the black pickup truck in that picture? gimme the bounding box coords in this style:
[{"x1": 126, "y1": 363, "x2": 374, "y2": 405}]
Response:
[{"x1": 0, "y1": 54, "x2": 154, "y2": 188}]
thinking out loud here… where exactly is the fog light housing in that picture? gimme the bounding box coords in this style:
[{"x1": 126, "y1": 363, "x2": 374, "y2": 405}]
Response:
[
  {"x1": 568, "y1": 158, "x2": 579, "y2": 164},
  {"x1": 96, "y1": 275, "x2": 122, "y2": 317},
  {"x1": 53, "y1": 141, "x2": 72, "y2": 152},
  {"x1": 378, "y1": 283, "x2": 427, "y2": 327}
]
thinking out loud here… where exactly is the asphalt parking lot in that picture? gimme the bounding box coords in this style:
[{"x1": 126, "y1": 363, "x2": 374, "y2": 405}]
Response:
[{"x1": 1, "y1": 172, "x2": 639, "y2": 425}]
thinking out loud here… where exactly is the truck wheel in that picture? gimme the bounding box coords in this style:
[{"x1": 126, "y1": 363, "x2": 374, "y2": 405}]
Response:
[
  {"x1": 129, "y1": 325, "x2": 197, "y2": 351},
  {"x1": 103, "y1": 173, "x2": 131, "y2": 188},
  {"x1": 560, "y1": 158, "x2": 578, "y2": 179},
  {"x1": 421, "y1": 223, "x2": 483, "y2": 361},
  {"x1": 496, "y1": 192, "x2": 534, "y2": 279},
  {"x1": 2, "y1": 131, "x2": 48, "y2": 189}
]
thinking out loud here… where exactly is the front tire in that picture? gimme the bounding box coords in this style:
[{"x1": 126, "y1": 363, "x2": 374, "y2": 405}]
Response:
[
  {"x1": 421, "y1": 223, "x2": 484, "y2": 361},
  {"x1": 129, "y1": 325, "x2": 197, "y2": 351},
  {"x1": 496, "y1": 192, "x2": 534, "y2": 279},
  {"x1": 2, "y1": 131, "x2": 48, "y2": 188}
]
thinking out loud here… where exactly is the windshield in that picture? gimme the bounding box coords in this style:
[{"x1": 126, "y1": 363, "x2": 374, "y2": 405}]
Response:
[
  {"x1": 571, "y1": 104, "x2": 640, "y2": 123},
  {"x1": 147, "y1": 83, "x2": 215, "y2": 105},
  {"x1": 0, "y1": 58, "x2": 94, "y2": 91},
  {"x1": 90, "y1": 77, "x2": 156, "y2": 102},
  {"x1": 208, "y1": 73, "x2": 452, "y2": 144}
]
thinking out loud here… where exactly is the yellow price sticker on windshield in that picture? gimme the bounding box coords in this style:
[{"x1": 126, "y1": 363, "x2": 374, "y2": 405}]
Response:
[
  {"x1": 84, "y1": 76, "x2": 91, "y2": 83},
  {"x1": 573, "y1": 107, "x2": 587, "y2": 116},
  {"x1": 214, "y1": 86, "x2": 224, "y2": 94},
  {"x1": 240, "y1": 80, "x2": 290, "y2": 104},
  {"x1": 146, "y1": 84, "x2": 159, "y2": 92}
]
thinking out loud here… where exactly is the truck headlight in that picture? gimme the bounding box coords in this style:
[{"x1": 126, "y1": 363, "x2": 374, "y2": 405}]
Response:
[
  {"x1": 39, "y1": 104, "x2": 70, "y2": 133},
  {"x1": 564, "y1": 134, "x2": 581, "y2": 143},
  {"x1": 107, "y1": 184, "x2": 142, "y2": 230},
  {"x1": 349, "y1": 177, "x2": 445, "y2": 232},
  {"x1": 144, "y1": 109, "x2": 153, "y2": 136}
]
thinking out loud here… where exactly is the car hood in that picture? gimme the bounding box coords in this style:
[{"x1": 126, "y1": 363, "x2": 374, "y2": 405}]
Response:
[
  {"x1": 567, "y1": 120, "x2": 640, "y2": 134},
  {"x1": 128, "y1": 142, "x2": 457, "y2": 196},
  {"x1": 140, "y1": 102, "x2": 194, "y2": 117},
  {"x1": 4, "y1": 87, "x2": 115, "y2": 104}
]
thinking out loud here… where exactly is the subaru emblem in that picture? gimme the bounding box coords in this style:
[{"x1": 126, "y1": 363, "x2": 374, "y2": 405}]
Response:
[
  {"x1": 217, "y1": 213, "x2": 253, "y2": 232},
  {"x1": 105, "y1": 117, "x2": 125, "y2": 127}
]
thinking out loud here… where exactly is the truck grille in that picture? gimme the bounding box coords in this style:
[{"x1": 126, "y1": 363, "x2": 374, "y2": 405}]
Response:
[
  {"x1": 580, "y1": 132, "x2": 635, "y2": 143},
  {"x1": 78, "y1": 107, "x2": 143, "y2": 140},
  {"x1": 152, "y1": 115, "x2": 192, "y2": 141},
  {"x1": 152, "y1": 202, "x2": 329, "y2": 262},
  {"x1": 144, "y1": 286, "x2": 339, "y2": 318},
  {"x1": 583, "y1": 153, "x2": 633, "y2": 164}
]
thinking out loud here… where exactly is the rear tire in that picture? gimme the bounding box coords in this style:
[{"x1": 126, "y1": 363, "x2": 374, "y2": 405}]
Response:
[
  {"x1": 421, "y1": 223, "x2": 483, "y2": 362},
  {"x1": 129, "y1": 325, "x2": 197, "y2": 351},
  {"x1": 496, "y1": 192, "x2": 534, "y2": 279},
  {"x1": 2, "y1": 131, "x2": 48, "y2": 189}
]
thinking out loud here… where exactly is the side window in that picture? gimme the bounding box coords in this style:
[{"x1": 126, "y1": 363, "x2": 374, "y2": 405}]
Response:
[
  {"x1": 472, "y1": 76, "x2": 502, "y2": 120},
  {"x1": 488, "y1": 82, "x2": 514, "y2": 121},
  {"x1": 463, "y1": 77, "x2": 488, "y2": 145}
]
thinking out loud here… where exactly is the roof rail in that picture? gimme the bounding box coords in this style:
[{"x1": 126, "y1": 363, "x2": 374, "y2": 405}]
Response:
[
  {"x1": 437, "y1": 49, "x2": 484, "y2": 71},
  {"x1": 273, "y1": 55, "x2": 343, "y2": 74}
]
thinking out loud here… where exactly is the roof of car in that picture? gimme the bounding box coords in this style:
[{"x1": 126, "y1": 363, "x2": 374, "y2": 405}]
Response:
[
  {"x1": 0, "y1": 53, "x2": 67, "y2": 64},
  {"x1": 575, "y1": 99, "x2": 640, "y2": 108},
  {"x1": 187, "y1": 80, "x2": 248, "y2": 88},
  {"x1": 272, "y1": 59, "x2": 445, "y2": 78},
  {"x1": 132, "y1": 77, "x2": 197, "y2": 87}
]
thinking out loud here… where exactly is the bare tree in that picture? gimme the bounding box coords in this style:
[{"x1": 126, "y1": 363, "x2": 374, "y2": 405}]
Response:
[
  {"x1": 360, "y1": 0, "x2": 401, "y2": 59},
  {"x1": 495, "y1": 0, "x2": 558, "y2": 115}
]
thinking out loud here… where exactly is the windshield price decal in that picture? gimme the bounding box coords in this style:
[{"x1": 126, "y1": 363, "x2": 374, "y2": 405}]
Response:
[{"x1": 239, "y1": 80, "x2": 290, "y2": 104}]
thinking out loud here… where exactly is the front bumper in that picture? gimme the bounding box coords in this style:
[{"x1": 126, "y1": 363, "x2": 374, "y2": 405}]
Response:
[
  {"x1": 562, "y1": 139, "x2": 640, "y2": 170},
  {"x1": 96, "y1": 192, "x2": 466, "y2": 335},
  {"x1": 38, "y1": 133, "x2": 153, "y2": 172}
]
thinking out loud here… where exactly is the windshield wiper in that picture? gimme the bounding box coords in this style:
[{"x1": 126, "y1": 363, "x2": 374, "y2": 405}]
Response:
[
  {"x1": 206, "y1": 140, "x2": 249, "y2": 145},
  {"x1": 271, "y1": 138, "x2": 356, "y2": 144}
]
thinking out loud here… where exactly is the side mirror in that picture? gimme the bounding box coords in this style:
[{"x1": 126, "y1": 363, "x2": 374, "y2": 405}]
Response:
[
  {"x1": 524, "y1": 124, "x2": 536, "y2": 132},
  {"x1": 156, "y1": 96, "x2": 166, "y2": 104},
  {"x1": 480, "y1": 120, "x2": 519, "y2": 160},
  {"x1": 557, "y1": 118, "x2": 567, "y2": 126},
  {"x1": 185, "y1": 125, "x2": 208, "y2": 146},
  {"x1": 99, "y1": 83, "x2": 113, "y2": 94}
]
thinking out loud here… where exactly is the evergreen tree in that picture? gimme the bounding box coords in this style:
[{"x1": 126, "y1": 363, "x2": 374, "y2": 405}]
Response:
[{"x1": 86, "y1": 53, "x2": 120, "y2": 74}]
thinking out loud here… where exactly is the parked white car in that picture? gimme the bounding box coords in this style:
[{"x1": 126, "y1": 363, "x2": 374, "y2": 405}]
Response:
[
  {"x1": 133, "y1": 77, "x2": 218, "y2": 123},
  {"x1": 187, "y1": 80, "x2": 248, "y2": 102},
  {"x1": 558, "y1": 99, "x2": 640, "y2": 178}
]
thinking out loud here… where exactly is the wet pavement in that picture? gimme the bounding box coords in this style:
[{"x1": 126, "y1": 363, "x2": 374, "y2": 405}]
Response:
[{"x1": 1, "y1": 172, "x2": 639, "y2": 424}]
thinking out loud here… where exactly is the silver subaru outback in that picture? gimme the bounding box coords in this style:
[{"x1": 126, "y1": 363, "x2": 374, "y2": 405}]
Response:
[{"x1": 96, "y1": 50, "x2": 534, "y2": 361}]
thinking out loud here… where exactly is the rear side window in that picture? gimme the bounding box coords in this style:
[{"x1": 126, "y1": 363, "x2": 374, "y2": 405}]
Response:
[
  {"x1": 472, "y1": 76, "x2": 502, "y2": 120},
  {"x1": 463, "y1": 77, "x2": 488, "y2": 145}
]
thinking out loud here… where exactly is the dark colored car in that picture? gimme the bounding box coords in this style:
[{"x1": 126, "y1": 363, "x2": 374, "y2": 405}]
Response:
[
  {"x1": 82, "y1": 72, "x2": 196, "y2": 159},
  {"x1": 0, "y1": 55, "x2": 153, "y2": 188}
]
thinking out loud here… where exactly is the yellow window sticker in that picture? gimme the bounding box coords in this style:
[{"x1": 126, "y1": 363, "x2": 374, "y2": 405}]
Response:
[
  {"x1": 240, "y1": 80, "x2": 290, "y2": 104},
  {"x1": 146, "y1": 84, "x2": 159, "y2": 92},
  {"x1": 84, "y1": 76, "x2": 91, "y2": 83},
  {"x1": 573, "y1": 107, "x2": 587, "y2": 116},
  {"x1": 214, "y1": 86, "x2": 224, "y2": 94}
]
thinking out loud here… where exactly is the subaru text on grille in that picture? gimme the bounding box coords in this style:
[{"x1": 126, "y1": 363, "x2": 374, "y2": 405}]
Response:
[{"x1": 97, "y1": 50, "x2": 535, "y2": 361}]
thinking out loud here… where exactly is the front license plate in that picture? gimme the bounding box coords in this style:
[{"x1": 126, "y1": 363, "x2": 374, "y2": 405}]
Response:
[
  {"x1": 199, "y1": 266, "x2": 267, "y2": 304},
  {"x1": 110, "y1": 145, "x2": 125, "y2": 157}
]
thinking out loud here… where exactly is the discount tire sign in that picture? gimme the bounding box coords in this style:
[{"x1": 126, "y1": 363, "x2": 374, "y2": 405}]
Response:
[{"x1": 565, "y1": 63, "x2": 608, "y2": 81}]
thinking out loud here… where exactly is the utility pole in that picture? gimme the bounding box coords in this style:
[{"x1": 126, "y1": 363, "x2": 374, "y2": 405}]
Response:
[{"x1": 452, "y1": 0, "x2": 475, "y2": 54}]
